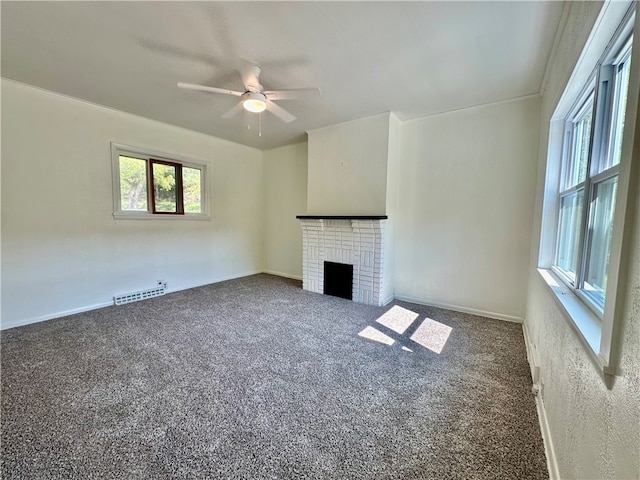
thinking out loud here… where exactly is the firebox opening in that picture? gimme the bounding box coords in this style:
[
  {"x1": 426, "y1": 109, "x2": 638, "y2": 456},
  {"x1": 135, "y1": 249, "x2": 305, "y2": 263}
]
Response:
[{"x1": 324, "y1": 261, "x2": 353, "y2": 300}]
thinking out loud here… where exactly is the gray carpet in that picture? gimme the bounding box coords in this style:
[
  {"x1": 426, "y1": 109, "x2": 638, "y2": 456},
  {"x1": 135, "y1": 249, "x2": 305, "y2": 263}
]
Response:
[{"x1": 1, "y1": 274, "x2": 547, "y2": 479}]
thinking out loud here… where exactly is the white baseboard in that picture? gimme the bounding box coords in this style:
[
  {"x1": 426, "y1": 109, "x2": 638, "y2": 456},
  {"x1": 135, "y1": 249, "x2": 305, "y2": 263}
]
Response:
[
  {"x1": 173, "y1": 270, "x2": 264, "y2": 293},
  {"x1": 534, "y1": 388, "x2": 560, "y2": 480},
  {"x1": 522, "y1": 323, "x2": 559, "y2": 480},
  {"x1": 382, "y1": 295, "x2": 395, "y2": 306},
  {"x1": 1, "y1": 301, "x2": 113, "y2": 330},
  {"x1": 0, "y1": 270, "x2": 264, "y2": 331},
  {"x1": 393, "y1": 294, "x2": 524, "y2": 323},
  {"x1": 262, "y1": 270, "x2": 303, "y2": 281}
]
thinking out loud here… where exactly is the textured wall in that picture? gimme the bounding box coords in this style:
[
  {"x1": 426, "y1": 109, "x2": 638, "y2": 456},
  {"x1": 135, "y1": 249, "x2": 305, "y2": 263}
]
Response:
[{"x1": 525, "y1": 1, "x2": 640, "y2": 478}]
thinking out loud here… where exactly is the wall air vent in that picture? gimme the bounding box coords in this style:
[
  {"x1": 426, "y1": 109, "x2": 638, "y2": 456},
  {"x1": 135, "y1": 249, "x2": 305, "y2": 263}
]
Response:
[{"x1": 114, "y1": 286, "x2": 165, "y2": 306}]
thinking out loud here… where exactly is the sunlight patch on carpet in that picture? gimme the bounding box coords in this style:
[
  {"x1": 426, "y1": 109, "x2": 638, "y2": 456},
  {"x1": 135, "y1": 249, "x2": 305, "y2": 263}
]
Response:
[
  {"x1": 375, "y1": 305, "x2": 419, "y2": 334},
  {"x1": 410, "y1": 318, "x2": 452, "y2": 354},
  {"x1": 358, "y1": 326, "x2": 395, "y2": 345}
]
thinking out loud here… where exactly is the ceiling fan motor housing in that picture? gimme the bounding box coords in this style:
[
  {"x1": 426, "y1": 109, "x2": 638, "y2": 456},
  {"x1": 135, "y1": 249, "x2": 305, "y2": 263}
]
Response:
[{"x1": 242, "y1": 91, "x2": 267, "y2": 112}]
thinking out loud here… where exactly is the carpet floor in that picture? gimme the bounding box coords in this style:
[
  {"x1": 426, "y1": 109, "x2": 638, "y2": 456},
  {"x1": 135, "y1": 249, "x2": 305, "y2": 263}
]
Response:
[{"x1": 1, "y1": 274, "x2": 547, "y2": 479}]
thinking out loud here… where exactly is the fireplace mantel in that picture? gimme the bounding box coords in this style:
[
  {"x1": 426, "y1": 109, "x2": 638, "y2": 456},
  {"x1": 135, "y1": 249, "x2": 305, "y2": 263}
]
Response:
[{"x1": 296, "y1": 215, "x2": 388, "y2": 220}]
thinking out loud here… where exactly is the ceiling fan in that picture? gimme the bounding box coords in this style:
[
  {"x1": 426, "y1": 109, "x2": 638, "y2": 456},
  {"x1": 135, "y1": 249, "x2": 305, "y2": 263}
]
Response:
[{"x1": 177, "y1": 65, "x2": 320, "y2": 123}]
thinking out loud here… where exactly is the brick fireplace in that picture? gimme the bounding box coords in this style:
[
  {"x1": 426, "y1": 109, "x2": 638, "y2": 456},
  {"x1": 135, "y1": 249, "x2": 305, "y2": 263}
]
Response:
[{"x1": 297, "y1": 216, "x2": 388, "y2": 306}]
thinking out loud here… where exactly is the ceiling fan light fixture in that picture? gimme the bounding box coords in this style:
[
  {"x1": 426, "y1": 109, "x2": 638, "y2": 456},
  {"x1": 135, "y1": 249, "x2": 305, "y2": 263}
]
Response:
[{"x1": 243, "y1": 92, "x2": 267, "y2": 113}]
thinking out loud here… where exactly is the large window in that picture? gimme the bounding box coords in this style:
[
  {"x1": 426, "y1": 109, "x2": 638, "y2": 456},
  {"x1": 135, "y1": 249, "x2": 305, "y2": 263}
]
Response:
[
  {"x1": 539, "y1": 3, "x2": 637, "y2": 382},
  {"x1": 112, "y1": 144, "x2": 208, "y2": 219},
  {"x1": 553, "y1": 26, "x2": 633, "y2": 314}
]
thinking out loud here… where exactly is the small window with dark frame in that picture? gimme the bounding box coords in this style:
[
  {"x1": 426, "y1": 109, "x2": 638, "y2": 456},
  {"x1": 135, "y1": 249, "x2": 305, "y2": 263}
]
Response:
[
  {"x1": 113, "y1": 145, "x2": 207, "y2": 218},
  {"x1": 150, "y1": 159, "x2": 183, "y2": 214}
]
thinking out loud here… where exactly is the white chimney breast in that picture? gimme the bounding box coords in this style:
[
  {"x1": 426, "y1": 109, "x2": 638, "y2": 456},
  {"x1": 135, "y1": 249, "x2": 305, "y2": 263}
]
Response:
[
  {"x1": 299, "y1": 218, "x2": 387, "y2": 306},
  {"x1": 306, "y1": 113, "x2": 391, "y2": 215}
]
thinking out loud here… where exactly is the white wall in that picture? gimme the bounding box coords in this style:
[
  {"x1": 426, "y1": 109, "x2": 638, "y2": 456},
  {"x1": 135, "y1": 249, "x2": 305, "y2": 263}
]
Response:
[
  {"x1": 393, "y1": 96, "x2": 541, "y2": 321},
  {"x1": 262, "y1": 142, "x2": 307, "y2": 279},
  {"x1": 307, "y1": 113, "x2": 390, "y2": 215},
  {"x1": 525, "y1": 2, "x2": 640, "y2": 478},
  {"x1": 1, "y1": 80, "x2": 264, "y2": 329},
  {"x1": 267, "y1": 100, "x2": 542, "y2": 320}
]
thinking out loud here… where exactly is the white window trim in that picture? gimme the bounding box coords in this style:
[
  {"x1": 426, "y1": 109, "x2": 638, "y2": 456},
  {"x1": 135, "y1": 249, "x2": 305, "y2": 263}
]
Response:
[
  {"x1": 538, "y1": 1, "x2": 638, "y2": 385},
  {"x1": 111, "y1": 142, "x2": 211, "y2": 220},
  {"x1": 552, "y1": 81, "x2": 595, "y2": 291}
]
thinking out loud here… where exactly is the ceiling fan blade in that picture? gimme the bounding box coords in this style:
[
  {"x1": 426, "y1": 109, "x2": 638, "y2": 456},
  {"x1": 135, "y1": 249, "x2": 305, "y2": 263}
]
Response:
[
  {"x1": 177, "y1": 82, "x2": 243, "y2": 97},
  {"x1": 241, "y1": 64, "x2": 262, "y2": 92},
  {"x1": 266, "y1": 99, "x2": 296, "y2": 123},
  {"x1": 263, "y1": 88, "x2": 322, "y2": 101},
  {"x1": 221, "y1": 101, "x2": 245, "y2": 119}
]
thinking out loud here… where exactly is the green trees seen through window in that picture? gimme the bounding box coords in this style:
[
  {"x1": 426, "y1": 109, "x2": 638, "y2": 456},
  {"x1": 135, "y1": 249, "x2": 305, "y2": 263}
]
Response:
[
  {"x1": 118, "y1": 155, "x2": 202, "y2": 215},
  {"x1": 119, "y1": 156, "x2": 148, "y2": 210}
]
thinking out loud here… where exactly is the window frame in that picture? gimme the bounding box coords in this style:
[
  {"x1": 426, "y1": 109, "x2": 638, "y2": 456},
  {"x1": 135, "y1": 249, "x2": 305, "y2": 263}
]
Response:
[
  {"x1": 552, "y1": 25, "x2": 633, "y2": 316},
  {"x1": 538, "y1": 3, "x2": 637, "y2": 384},
  {"x1": 149, "y1": 158, "x2": 184, "y2": 215},
  {"x1": 111, "y1": 143, "x2": 210, "y2": 220},
  {"x1": 552, "y1": 83, "x2": 595, "y2": 288}
]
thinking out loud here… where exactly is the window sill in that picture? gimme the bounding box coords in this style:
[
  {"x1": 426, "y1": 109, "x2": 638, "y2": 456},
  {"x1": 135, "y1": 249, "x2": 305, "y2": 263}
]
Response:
[
  {"x1": 537, "y1": 269, "x2": 612, "y2": 379},
  {"x1": 113, "y1": 213, "x2": 211, "y2": 221}
]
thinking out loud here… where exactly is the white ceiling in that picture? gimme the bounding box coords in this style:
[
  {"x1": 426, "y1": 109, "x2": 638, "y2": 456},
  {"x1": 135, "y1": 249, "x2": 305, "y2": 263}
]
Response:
[{"x1": 1, "y1": 1, "x2": 564, "y2": 150}]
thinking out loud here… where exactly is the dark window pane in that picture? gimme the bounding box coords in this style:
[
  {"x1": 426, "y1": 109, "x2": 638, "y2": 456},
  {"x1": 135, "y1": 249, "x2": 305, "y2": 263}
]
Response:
[{"x1": 152, "y1": 162, "x2": 178, "y2": 213}]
